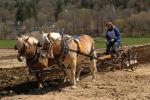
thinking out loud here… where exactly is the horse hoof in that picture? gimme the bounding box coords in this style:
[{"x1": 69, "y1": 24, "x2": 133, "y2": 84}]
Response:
[
  {"x1": 34, "y1": 88, "x2": 42, "y2": 93},
  {"x1": 92, "y1": 79, "x2": 96, "y2": 82},
  {"x1": 76, "y1": 78, "x2": 79, "y2": 82},
  {"x1": 64, "y1": 79, "x2": 67, "y2": 83},
  {"x1": 64, "y1": 78, "x2": 70, "y2": 83},
  {"x1": 71, "y1": 85, "x2": 76, "y2": 89},
  {"x1": 38, "y1": 84, "x2": 43, "y2": 89}
]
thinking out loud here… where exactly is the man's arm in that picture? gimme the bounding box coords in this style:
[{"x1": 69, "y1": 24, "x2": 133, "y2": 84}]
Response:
[
  {"x1": 114, "y1": 27, "x2": 120, "y2": 41},
  {"x1": 105, "y1": 31, "x2": 110, "y2": 41}
]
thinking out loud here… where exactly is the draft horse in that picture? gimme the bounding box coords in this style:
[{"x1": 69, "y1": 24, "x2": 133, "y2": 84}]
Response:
[
  {"x1": 40, "y1": 32, "x2": 97, "y2": 88},
  {"x1": 14, "y1": 35, "x2": 55, "y2": 88}
]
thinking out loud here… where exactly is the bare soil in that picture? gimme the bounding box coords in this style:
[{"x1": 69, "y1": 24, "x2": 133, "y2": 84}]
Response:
[
  {"x1": 0, "y1": 64, "x2": 150, "y2": 100},
  {"x1": 0, "y1": 49, "x2": 25, "y2": 68},
  {"x1": 0, "y1": 48, "x2": 150, "y2": 100}
]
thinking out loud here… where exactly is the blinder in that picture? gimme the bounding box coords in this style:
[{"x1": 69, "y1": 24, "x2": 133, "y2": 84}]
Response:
[
  {"x1": 17, "y1": 40, "x2": 32, "y2": 57},
  {"x1": 18, "y1": 43, "x2": 27, "y2": 55}
]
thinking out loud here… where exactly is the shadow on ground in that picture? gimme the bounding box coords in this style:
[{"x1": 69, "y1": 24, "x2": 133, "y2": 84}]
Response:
[
  {"x1": 0, "y1": 67, "x2": 71, "y2": 98},
  {"x1": 0, "y1": 79, "x2": 70, "y2": 98}
]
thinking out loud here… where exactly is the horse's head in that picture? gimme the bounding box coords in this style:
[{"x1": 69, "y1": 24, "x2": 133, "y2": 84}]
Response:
[
  {"x1": 14, "y1": 36, "x2": 38, "y2": 61},
  {"x1": 38, "y1": 31, "x2": 65, "y2": 59},
  {"x1": 38, "y1": 31, "x2": 55, "y2": 59}
]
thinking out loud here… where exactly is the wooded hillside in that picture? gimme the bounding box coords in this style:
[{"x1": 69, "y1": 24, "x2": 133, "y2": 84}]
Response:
[{"x1": 0, "y1": 0, "x2": 150, "y2": 39}]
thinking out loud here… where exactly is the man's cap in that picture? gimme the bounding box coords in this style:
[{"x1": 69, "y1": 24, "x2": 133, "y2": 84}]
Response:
[{"x1": 106, "y1": 21, "x2": 113, "y2": 26}]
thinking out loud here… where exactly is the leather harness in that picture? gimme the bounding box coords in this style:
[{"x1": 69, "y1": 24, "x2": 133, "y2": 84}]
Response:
[{"x1": 24, "y1": 33, "x2": 93, "y2": 74}]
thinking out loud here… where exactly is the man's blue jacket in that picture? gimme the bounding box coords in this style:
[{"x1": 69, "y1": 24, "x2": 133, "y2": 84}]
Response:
[{"x1": 105, "y1": 27, "x2": 121, "y2": 42}]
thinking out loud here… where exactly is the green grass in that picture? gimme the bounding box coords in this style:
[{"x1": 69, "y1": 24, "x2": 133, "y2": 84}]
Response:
[
  {"x1": 0, "y1": 37, "x2": 150, "y2": 48},
  {"x1": 95, "y1": 37, "x2": 150, "y2": 48},
  {"x1": 0, "y1": 40, "x2": 16, "y2": 48}
]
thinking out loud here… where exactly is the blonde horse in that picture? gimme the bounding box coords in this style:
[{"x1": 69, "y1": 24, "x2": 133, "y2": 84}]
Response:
[
  {"x1": 40, "y1": 32, "x2": 97, "y2": 88},
  {"x1": 14, "y1": 35, "x2": 52, "y2": 88}
]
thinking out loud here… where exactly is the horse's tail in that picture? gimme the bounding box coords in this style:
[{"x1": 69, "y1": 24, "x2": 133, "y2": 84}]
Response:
[
  {"x1": 90, "y1": 39, "x2": 97, "y2": 58},
  {"x1": 90, "y1": 38, "x2": 97, "y2": 74}
]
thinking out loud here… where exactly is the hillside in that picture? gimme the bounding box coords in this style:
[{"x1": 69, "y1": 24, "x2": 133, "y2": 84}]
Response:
[{"x1": 0, "y1": 0, "x2": 150, "y2": 39}]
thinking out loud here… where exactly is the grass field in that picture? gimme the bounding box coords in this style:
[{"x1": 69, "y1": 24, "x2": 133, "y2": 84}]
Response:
[
  {"x1": 0, "y1": 40, "x2": 16, "y2": 48},
  {"x1": 94, "y1": 37, "x2": 150, "y2": 48},
  {"x1": 0, "y1": 37, "x2": 150, "y2": 48}
]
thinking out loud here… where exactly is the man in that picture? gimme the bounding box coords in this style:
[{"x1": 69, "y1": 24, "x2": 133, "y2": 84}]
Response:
[{"x1": 105, "y1": 21, "x2": 121, "y2": 54}]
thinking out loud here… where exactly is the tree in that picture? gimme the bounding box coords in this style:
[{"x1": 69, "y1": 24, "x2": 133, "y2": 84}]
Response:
[
  {"x1": 81, "y1": 0, "x2": 93, "y2": 9},
  {"x1": 55, "y1": 0, "x2": 63, "y2": 21},
  {"x1": 15, "y1": 0, "x2": 32, "y2": 25},
  {"x1": 31, "y1": 0, "x2": 39, "y2": 22}
]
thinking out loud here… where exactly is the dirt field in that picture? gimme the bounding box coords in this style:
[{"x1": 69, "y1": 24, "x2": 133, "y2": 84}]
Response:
[
  {"x1": 0, "y1": 49, "x2": 150, "y2": 100},
  {"x1": 0, "y1": 49, "x2": 25, "y2": 68}
]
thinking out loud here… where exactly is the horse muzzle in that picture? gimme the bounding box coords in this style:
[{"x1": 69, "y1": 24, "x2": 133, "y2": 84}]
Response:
[{"x1": 17, "y1": 54, "x2": 23, "y2": 62}]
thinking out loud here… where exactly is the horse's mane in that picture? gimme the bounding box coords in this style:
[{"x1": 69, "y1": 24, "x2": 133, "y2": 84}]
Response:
[
  {"x1": 40, "y1": 31, "x2": 72, "y2": 44},
  {"x1": 20, "y1": 35, "x2": 38, "y2": 45},
  {"x1": 49, "y1": 32, "x2": 72, "y2": 40},
  {"x1": 21, "y1": 35, "x2": 29, "y2": 40}
]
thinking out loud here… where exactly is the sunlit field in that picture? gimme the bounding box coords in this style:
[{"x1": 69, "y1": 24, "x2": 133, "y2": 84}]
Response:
[
  {"x1": 0, "y1": 40, "x2": 16, "y2": 48},
  {"x1": 0, "y1": 37, "x2": 150, "y2": 48},
  {"x1": 95, "y1": 37, "x2": 150, "y2": 48}
]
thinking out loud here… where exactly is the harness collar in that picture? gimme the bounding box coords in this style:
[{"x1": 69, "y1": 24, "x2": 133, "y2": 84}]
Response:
[
  {"x1": 26, "y1": 46, "x2": 39, "y2": 67},
  {"x1": 52, "y1": 34, "x2": 70, "y2": 60}
]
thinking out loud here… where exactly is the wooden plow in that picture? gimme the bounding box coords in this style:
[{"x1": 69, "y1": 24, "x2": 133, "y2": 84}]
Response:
[{"x1": 96, "y1": 47, "x2": 138, "y2": 71}]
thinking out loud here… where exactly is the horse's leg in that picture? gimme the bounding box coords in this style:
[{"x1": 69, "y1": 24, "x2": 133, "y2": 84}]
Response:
[
  {"x1": 64, "y1": 69, "x2": 70, "y2": 82},
  {"x1": 63, "y1": 70, "x2": 67, "y2": 82},
  {"x1": 69, "y1": 59, "x2": 77, "y2": 88},
  {"x1": 76, "y1": 66, "x2": 82, "y2": 82},
  {"x1": 36, "y1": 73, "x2": 45, "y2": 89},
  {"x1": 89, "y1": 58, "x2": 97, "y2": 82},
  {"x1": 64, "y1": 55, "x2": 77, "y2": 88}
]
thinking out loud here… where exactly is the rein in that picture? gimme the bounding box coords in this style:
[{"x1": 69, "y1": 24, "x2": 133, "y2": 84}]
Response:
[
  {"x1": 47, "y1": 33, "x2": 115, "y2": 70},
  {"x1": 53, "y1": 33, "x2": 116, "y2": 66}
]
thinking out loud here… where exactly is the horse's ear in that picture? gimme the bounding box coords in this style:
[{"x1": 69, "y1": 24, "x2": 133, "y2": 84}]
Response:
[
  {"x1": 16, "y1": 37, "x2": 19, "y2": 40},
  {"x1": 41, "y1": 31, "x2": 45, "y2": 34},
  {"x1": 47, "y1": 33, "x2": 50, "y2": 37},
  {"x1": 24, "y1": 37, "x2": 31, "y2": 46},
  {"x1": 24, "y1": 37, "x2": 29, "y2": 42}
]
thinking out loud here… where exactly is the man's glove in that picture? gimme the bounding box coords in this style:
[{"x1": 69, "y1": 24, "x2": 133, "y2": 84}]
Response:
[{"x1": 111, "y1": 39, "x2": 114, "y2": 42}]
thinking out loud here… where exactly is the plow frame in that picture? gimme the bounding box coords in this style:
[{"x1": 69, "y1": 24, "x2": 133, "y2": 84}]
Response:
[{"x1": 96, "y1": 46, "x2": 138, "y2": 71}]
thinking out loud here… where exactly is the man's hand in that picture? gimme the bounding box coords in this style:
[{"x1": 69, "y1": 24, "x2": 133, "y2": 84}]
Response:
[{"x1": 111, "y1": 39, "x2": 114, "y2": 42}]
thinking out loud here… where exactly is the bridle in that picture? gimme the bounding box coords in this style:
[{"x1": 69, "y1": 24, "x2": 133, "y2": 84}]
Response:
[
  {"x1": 17, "y1": 43, "x2": 27, "y2": 56},
  {"x1": 16, "y1": 38, "x2": 37, "y2": 60},
  {"x1": 42, "y1": 34, "x2": 56, "y2": 59},
  {"x1": 44, "y1": 33, "x2": 72, "y2": 70}
]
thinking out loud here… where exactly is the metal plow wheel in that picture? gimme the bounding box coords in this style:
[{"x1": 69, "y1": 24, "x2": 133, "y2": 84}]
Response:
[{"x1": 121, "y1": 48, "x2": 138, "y2": 71}]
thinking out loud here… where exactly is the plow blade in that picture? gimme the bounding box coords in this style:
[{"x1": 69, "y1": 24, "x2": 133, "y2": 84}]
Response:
[{"x1": 98, "y1": 55, "x2": 112, "y2": 61}]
